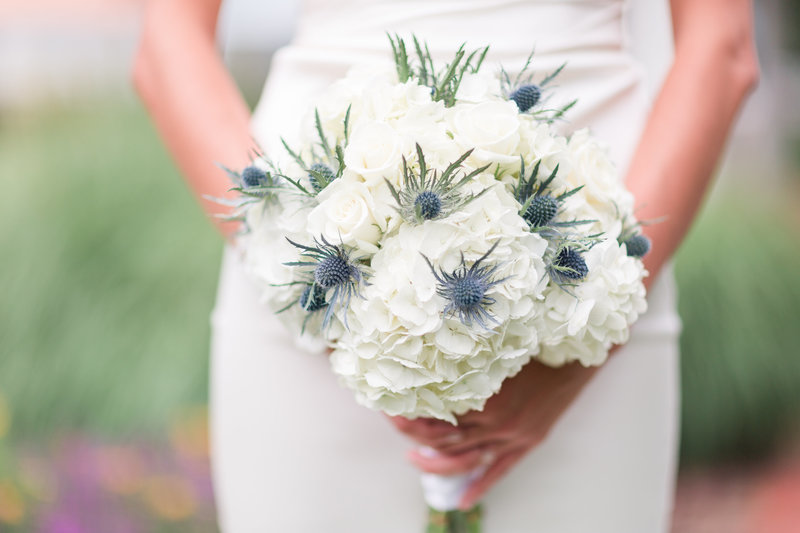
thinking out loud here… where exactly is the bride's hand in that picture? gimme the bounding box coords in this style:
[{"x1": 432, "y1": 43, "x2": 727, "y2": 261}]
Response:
[{"x1": 389, "y1": 357, "x2": 602, "y2": 510}]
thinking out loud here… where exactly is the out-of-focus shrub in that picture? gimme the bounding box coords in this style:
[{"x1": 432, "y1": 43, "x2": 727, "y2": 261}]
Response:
[
  {"x1": 0, "y1": 101, "x2": 220, "y2": 441},
  {"x1": 676, "y1": 193, "x2": 800, "y2": 464}
]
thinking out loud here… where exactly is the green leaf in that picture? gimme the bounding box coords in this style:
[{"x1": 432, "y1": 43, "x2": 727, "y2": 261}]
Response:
[
  {"x1": 314, "y1": 109, "x2": 333, "y2": 160},
  {"x1": 280, "y1": 138, "x2": 307, "y2": 170}
]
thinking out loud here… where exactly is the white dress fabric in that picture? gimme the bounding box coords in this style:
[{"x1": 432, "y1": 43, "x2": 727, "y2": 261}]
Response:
[{"x1": 210, "y1": 1, "x2": 683, "y2": 531}]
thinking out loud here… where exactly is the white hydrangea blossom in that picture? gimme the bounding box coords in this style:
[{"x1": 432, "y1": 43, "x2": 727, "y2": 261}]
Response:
[
  {"x1": 536, "y1": 239, "x2": 648, "y2": 367},
  {"x1": 329, "y1": 183, "x2": 548, "y2": 422}
]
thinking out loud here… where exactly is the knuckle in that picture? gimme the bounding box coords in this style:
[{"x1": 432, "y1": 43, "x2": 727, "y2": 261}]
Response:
[{"x1": 392, "y1": 417, "x2": 412, "y2": 432}]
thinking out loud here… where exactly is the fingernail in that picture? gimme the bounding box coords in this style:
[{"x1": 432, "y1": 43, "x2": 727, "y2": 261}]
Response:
[
  {"x1": 444, "y1": 432, "x2": 463, "y2": 444},
  {"x1": 417, "y1": 446, "x2": 438, "y2": 458},
  {"x1": 480, "y1": 450, "x2": 495, "y2": 465}
]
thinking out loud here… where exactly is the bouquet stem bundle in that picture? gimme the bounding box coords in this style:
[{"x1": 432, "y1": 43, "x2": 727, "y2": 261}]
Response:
[{"x1": 427, "y1": 505, "x2": 482, "y2": 533}]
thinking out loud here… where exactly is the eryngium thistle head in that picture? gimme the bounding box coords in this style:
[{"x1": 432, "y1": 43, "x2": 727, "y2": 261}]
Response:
[
  {"x1": 452, "y1": 277, "x2": 484, "y2": 308},
  {"x1": 624, "y1": 234, "x2": 651, "y2": 258},
  {"x1": 523, "y1": 195, "x2": 559, "y2": 228},
  {"x1": 308, "y1": 162, "x2": 337, "y2": 192},
  {"x1": 510, "y1": 84, "x2": 542, "y2": 112},
  {"x1": 242, "y1": 165, "x2": 268, "y2": 188},
  {"x1": 414, "y1": 190, "x2": 443, "y2": 220},
  {"x1": 423, "y1": 241, "x2": 507, "y2": 330},
  {"x1": 553, "y1": 247, "x2": 589, "y2": 281},
  {"x1": 314, "y1": 255, "x2": 352, "y2": 288},
  {"x1": 299, "y1": 284, "x2": 327, "y2": 312},
  {"x1": 386, "y1": 145, "x2": 489, "y2": 225},
  {"x1": 285, "y1": 236, "x2": 365, "y2": 330}
]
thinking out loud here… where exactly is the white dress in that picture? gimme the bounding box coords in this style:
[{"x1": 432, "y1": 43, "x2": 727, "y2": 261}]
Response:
[{"x1": 210, "y1": 1, "x2": 683, "y2": 531}]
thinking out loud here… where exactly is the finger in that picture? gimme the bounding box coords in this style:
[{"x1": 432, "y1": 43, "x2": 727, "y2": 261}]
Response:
[
  {"x1": 459, "y1": 446, "x2": 528, "y2": 510},
  {"x1": 435, "y1": 422, "x2": 517, "y2": 456},
  {"x1": 387, "y1": 416, "x2": 462, "y2": 447},
  {"x1": 407, "y1": 447, "x2": 494, "y2": 476}
]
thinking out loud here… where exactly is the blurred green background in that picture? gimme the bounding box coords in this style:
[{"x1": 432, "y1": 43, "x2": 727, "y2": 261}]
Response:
[{"x1": 1, "y1": 0, "x2": 800, "y2": 531}]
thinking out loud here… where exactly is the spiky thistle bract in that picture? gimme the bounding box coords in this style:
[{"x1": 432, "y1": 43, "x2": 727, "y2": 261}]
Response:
[
  {"x1": 500, "y1": 50, "x2": 576, "y2": 122},
  {"x1": 514, "y1": 158, "x2": 593, "y2": 236},
  {"x1": 423, "y1": 241, "x2": 508, "y2": 330},
  {"x1": 217, "y1": 160, "x2": 278, "y2": 202},
  {"x1": 279, "y1": 106, "x2": 352, "y2": 198},
  {"x1": 385, "y1": 144, "x2": 490, "y2": 225},
  {"x1": 388, "y1": 34, "x2": 489, "y2": 108},
  {"x1": 281, "y1": 236, "x2": 365, "y2": 332},
  {"x1": 299, "y1": 283, "x2": 328, "y2": 312},
  {"x1": 209, "y1": 158, "x2": 282, "y2": 229}
]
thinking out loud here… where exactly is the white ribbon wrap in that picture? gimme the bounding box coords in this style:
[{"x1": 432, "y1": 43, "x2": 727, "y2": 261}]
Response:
[{"x1": 418, "y1": 447, "x2": 488, "y2": 511}]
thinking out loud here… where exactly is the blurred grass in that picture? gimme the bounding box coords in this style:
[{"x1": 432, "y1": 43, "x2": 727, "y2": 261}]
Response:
[
  {"x1": 0, "y1": 99, "x2": 221, "y2": 441},
  {"x1": 1, "y1": 99, "x2": 799, "y2": 466},
  {"x1": 675, "y1": 191, "x2": 800, "y2": 464}
]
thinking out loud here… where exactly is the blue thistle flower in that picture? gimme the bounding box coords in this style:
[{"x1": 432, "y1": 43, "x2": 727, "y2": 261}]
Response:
[
  {"x1": 500, "y1": 52, "x2": 576, "y2": 122},
  {"x1": 308, "y1": 162, "x2": 337, "y2": 193},
  {"x1": 314, "y1": 254, "x2": 352, "y2": 288},
  {"x1": 279, "y1": 107, "x2": 351, "y2": 197},
  {"x1": 242, "y1": 165, "x2": 269, "y2": 188},
  {"x1": 617, "y1": 214, "x2": 654, "y2": 260},
  {"x1": 623, "y1": 234, "x2": 651, "y2": 258},
  {"x1": 385, "y1": 144, "x2": 490, "y2": 225},
  {"x1": 217, "y1": 160, "x2": 277, "y2": 203},
  {"x1": 414, "y1": 190, "x2": 443, "y2": 220},
  {"x1": 523, "y1": 194, "x2": 559, "y2": 228},
  {"x1": 553, "y1": 247, "x2": 588, "y2": 281},
  {"x1": 510, "y1": 84, "x2": 542, "y2": 112},
  {"x1": 514, "y1": 158, "x2": 591, "y2": 235},
  {"x1": 423, "y1": 241, "x2": 508, "y2": 330},
  {"x1": 545, "y1": 235, "x2": 602, "y2": 292},
  {"x1": 284, "y1": 236, "x2": 365, "y2": 331}
]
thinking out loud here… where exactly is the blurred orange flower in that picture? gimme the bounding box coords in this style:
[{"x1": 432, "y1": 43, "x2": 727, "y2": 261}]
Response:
[
  {"x1": 141, "y1": 475, "x2": 197, "y2": 521},
  {"x1": 0, "y1": 480, "x2": 25, "y2": 525}
]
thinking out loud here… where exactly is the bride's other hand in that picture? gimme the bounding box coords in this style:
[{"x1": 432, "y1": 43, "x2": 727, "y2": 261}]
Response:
[{"x1": 399, "y1": 359, "x2": 600, "y2": 510}]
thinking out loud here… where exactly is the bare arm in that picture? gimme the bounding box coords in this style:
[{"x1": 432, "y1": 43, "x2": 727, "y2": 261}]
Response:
[
  {"x1": 396, "y1": 0, "x2": 759, "y2": 510},
  {"x1": 133, "y1": 0, "x2": 256, "y2": 237},
  {"x1": 629, "y1": 0, "x2": 759, "y2": 287}
]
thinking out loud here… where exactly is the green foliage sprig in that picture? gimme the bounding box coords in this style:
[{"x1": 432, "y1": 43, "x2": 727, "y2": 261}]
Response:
[
  {"x1": 388, "y1": 34, "x2": 489, "y2": 107},
  {"x1": 279, "y1": 106, "x2": 352, "y2": 197}
]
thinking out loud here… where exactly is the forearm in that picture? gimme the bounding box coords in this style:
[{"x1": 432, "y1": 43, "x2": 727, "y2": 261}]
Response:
[
  {"x1": 625, "y1": 0, "x2": 759, "y2": 288},
  {"x1": 133, "y1": 0, "x2": 254, "y2": 236}
]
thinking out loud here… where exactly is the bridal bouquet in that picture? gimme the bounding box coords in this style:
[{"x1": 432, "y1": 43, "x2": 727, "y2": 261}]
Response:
[{"x1": 222, "y1": 36, "x2": 650, "y2": 532}]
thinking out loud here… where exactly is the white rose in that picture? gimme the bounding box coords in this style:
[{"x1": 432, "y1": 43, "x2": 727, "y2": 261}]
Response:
[
  {"x1": 306, "y1": 177, "x2": 382, "y2": 254},
  {"x1": 449, "y1": 100, "x2": 521, "y2": 166},
  {"x1": 392, "y1": 101, "x2": 461, "y2": 170},
  {"x1": 390, "y1": 81, "x2": 436, "y2": 113},
  {"x1": 514, "y1": 121, "x2": 571, "y2": 185},
  {"x1": 562, "y1": 129, "x2": 634, "y2": 235},
  {"x1": 310, "y1": 64, "x2": 398, "y2": 136},
  {"x1": 455, "y1": 72, "x2": 502, "y2": 103},
  {"x1": 344, "y1": 121, "x2": 404, "y2": 184}
]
